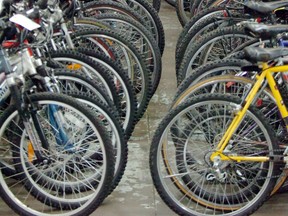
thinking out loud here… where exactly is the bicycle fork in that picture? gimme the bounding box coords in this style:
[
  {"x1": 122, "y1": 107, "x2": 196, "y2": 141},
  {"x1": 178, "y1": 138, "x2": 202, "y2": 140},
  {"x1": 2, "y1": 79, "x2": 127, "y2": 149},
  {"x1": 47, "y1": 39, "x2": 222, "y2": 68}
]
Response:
[{"x1": 1, "y1": 48, "x2": 52, "y2": 163}]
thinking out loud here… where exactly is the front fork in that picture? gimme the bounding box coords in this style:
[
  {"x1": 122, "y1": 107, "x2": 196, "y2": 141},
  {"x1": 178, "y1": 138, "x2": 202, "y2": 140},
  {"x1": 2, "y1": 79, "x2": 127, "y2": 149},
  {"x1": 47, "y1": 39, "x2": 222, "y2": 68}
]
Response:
[
  {"x1": 8, "y1": 82, "x2": 49, "y2": 162},
  {"x1": 3, "y1": 50, "x2": 52, "y2": 162}
]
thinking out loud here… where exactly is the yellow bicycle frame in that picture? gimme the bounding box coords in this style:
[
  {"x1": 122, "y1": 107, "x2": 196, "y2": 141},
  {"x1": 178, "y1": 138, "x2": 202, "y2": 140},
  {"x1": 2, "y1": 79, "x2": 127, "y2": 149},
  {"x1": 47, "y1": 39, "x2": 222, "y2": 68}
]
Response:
[{"x1": 210, "y1": 63, "x2": 288, "y2": 162}]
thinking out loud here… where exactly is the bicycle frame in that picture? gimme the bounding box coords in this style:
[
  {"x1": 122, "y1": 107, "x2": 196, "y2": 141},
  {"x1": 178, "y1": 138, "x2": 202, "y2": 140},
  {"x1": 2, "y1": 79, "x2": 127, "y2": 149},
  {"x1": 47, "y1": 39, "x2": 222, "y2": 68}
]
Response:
[{"x1": 210, "y1": 62, "x2": 288, "y2": 163}]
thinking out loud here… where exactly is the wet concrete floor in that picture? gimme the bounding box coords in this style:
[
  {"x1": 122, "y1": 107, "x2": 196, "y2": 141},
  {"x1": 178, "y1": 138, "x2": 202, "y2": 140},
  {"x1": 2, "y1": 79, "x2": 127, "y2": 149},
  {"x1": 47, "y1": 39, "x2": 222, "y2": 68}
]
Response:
[{"x1": 0, "y1": 1, "x2": 287, "y2": 216}]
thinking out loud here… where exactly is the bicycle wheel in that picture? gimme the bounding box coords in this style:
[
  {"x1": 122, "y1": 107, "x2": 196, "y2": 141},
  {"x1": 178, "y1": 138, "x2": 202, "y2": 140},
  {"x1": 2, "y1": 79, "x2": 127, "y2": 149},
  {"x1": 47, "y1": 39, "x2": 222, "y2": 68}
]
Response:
[
  {"x1": 70, "y1": 28, "x2": 153, "y2": 119},
  {"x1": 171, "y1": 75, "x2": 288, "y2": 193},
  {"x1": 150, "y1": 94, "x2": 282, "y2": 215},
  {"x1": 81, "y1": 0, "x2": 165, "y2": 55},
  {"x1": 176, "y1": 6, "x2": 226, "y2": 51},
  {"x1": 72, "y1": 17, "x2": 111, "y2": 30},
  {"x1": 18, "y1": 91, "x2": 125, "y2": 196},
  {"x1": 0, "y1": 89, "x2": 127, "y2": 198},
  {"x1": 79, "y1": 0, "x2": 161, "y2": 18},
  {"x1": 53, "y1": 69, "x2": 114, "y2": 107},
  {"x1": 93, "y1": 13, "x2": 162, "y2": 94},
  {"x1": 68, "y1": 92, "x2": 128, "y2": 196},
  {"x1": 73, "y1": 48, "x2": 137, "y2": 136},
  {"x1": 0, "y1": 69, "x2": 116, "y2": 178},
  {"x1": 176, "y1": 0, "x2": 193, "y2": 26},
  {"x1": 176, "y1": 58, "x2": 249, "y2": 88},
  {"x1": 175, "y1": 6, "x2": 241, "y2": 72},
  {"x1": 0, "y1": 92, "x2": 115, "y2": 215},
  {"x1": 177, "y1": 26, "x2": 254, "y2": 84},
  {"x1": 190, "y1": 0, "x2": 217, "y2": 16},
  {"x1": 173, "y1": 75, "x2": 274, "y2": 108},
  {"x1": 46, "y1": 50, "x2": 121, "y2": 110},
  {"x1": 152, "y1": 0, "x2": 161, "y2": 12},
  {"x1": 81, "y1": 0, "x2": 145, "y2": 23},
  {"x1": 117, "y1": 0, "x2": 165, "y2": 55}
]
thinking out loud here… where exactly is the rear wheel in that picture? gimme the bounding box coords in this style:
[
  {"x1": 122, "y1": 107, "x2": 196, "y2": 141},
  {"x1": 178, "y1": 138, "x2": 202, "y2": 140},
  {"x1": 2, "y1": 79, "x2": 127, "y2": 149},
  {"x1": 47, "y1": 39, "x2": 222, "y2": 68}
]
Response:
[
  {"x1": 171, "y1": 75, "x2": 287, "y2": 195},
  {"x1": 150, "y1": 94, "x2": 281, "y2": 215}
]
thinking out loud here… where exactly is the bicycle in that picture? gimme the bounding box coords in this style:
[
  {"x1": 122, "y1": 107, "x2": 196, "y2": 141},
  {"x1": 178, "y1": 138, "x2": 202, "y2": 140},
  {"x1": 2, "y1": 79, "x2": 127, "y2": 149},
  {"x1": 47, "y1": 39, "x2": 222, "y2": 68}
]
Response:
[
  {"x1": 150, "y1": 46, "x2": 288, "y2": 215},
  {"x1": 175, "y1": 0, "x2": 288, "y2": 82},
  {"x1": 0, "y1": 25, "x2": 115, "y2": 216}
]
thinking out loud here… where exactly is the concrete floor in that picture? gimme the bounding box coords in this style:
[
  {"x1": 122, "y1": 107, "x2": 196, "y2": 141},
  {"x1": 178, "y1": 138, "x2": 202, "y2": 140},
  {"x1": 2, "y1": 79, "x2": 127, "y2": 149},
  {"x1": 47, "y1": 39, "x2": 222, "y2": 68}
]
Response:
[
  {"x1": 1, "y1": 1, "x2": 288, "y2": 216},
  {"x1": 93, "y1": 2, "x2": 180, "y2": 215}
]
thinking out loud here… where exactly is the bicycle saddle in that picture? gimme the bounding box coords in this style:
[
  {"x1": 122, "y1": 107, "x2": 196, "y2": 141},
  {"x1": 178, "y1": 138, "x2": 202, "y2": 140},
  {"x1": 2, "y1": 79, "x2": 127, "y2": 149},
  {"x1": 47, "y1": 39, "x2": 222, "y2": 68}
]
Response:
[
  {"x1": 244, "y1": 23, "x2": 288, "y2": 39},
  {"x1": 243, "y1": 47, "x2": 288, "y2": 62},
  {"x1": 244, "y1": 1, "x2": 288, "y2": 14}
]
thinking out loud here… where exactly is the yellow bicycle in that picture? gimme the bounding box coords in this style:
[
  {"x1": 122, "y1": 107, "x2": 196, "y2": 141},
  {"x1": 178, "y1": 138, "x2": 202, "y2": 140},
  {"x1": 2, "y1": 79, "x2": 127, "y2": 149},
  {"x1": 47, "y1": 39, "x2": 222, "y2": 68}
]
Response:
[{"x1": 150, "y1": 46, "x2": 288, "y2": 216}]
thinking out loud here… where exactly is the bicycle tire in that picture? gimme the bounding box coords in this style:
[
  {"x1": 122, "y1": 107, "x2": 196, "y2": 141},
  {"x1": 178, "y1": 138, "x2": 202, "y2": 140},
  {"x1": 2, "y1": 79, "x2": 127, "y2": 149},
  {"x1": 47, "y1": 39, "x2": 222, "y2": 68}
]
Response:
[
  {"x1": 117, "y1": 0, "x2": 165, "y2": 55},
  {"x1": 80, "y1": 0, "x2": 147, "y2": 44},
  {"x1": 150, "y1": 93, "x2": 282, "y2": 215},
  {"x1": 15, "y1": 90, "x2": 125, "y2": 198},
  {"x1": 176, "y1": 0, "x2": 193, "y2": 26},
  {"x1": 75, "y1": 47, "x2": 137, "y2": 135},
  {"x1": 171, "y1": 75, "x2": 288, "y2": 195},
  {"x1": 0, "y1": 69, "x2": 116, "y2": 178},
  {"x1": 176, "y1": 6, "x2": 225, "y2": 49},
  {"x1": 176, "y1": 58, "x2": 248, "y2": 92},
  {"x1": 0, "y1": 92, "x2": 115, "y2": 215},
  {"x1": 152, "y1": 0, "x2": 161, "y2": 11},
  {"x1": 68, "y1": 91, "x2": 128, "y2": 196},
  {"x1": 175, "y1": 6, "x2": 239, "y2": 72},
  {"x1": 93, "y1": 13, "x2": 162, "y2": 95},
  {"x1": 73, "y1": 17, "x2": 111, "y2": 29},
  {"x1": 46, "y1": 49, "x2": 121, "y2": 111},
  {"x1": 70, "y1": 28, "x2": 153, "y2": 120},
  {"x1": 177, "y1": 25, "x2": 254, "y2": 84},
  {"x1": 174, "y1": 57, "x2": 288, "y2": 145},
  {"x1": 190, "y1": 0, "x2": 218, "y2": 16},
  {"x1": 53, "y1": 69, "x2": 115, "y2": 107},
  {"x1": 81, "y1": 0, "x2": 144, "y2": 22}
]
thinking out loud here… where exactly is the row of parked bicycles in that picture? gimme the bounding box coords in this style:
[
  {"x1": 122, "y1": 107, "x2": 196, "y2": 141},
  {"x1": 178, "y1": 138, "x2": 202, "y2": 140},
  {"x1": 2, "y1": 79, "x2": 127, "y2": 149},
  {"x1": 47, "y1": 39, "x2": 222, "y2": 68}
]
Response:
[
  {"x1": 149, "y1": 0, "x2": 288, "y2": 216},
  {"x1": 0, "y1": 0, "x2": 163, "y2": 215}
]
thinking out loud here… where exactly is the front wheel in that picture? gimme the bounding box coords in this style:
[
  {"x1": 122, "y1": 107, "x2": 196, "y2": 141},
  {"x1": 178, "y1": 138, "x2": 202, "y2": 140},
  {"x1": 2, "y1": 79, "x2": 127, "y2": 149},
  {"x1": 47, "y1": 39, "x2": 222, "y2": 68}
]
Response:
[
  {"x1": 150, "y1": 94, "x2": 282, "y2": 216},
  {"x1": 0, "y1": 92, "x2": 115, "y2": 216}
]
